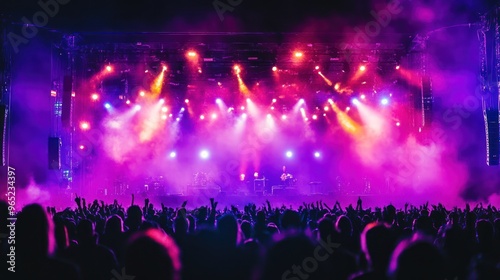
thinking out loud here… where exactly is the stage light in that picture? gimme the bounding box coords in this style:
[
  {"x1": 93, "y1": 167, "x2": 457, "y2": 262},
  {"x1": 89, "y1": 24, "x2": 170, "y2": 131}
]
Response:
[
  {"x1": 328, "y1": 99, "x2": 333, "y2": 104},
  {"x1": 215, "y1": 98, "x2": 222, "y2": 104},
  {"x1": 242, "y1": 113, "x2": 247, "y2": 119},
  {"x1": 359, "y1": 65, "x2": 366, "y2": 71},
  {"x1": 217, "y1": 82, "x2": 222, "y2": 86},
  {"x1": 294, "y1": 51, "x2": 303, "y2": 58},
  {"x1": 272, "y1": 98, "x2": 277, "y2": 103},
  {"x1": 106, "y1": 65, "x2": 112, "y2": 72},
  {"x1": 234, "y1": 65, "x2": 241, "y2": 74},
  {"x1": 304, "y1": 117, "x2": 309, "y2": 121},
  {"x1": 145, "y1": 70, "x2": 149, "y2": 73},
  {"x1": 161, "y1": 106, "x2": 168, "y2": 112},
  {"x1": 272, "y1": 66, "x2": 278, "y2": 72},
  {"x1": 323, "y1": 113, "x2": 326, "y2": 117},
  {"x1": 281, "y1": 115, "x2": 287, "y2": 120},
  {"x1": 314, "y1": 151, "x2": 321, "y2": 158},
  {"x1": 266, "y1": 113, "x2": 272, "y2": 119},
  {"x1": 271, "y1": 106, "x2": 275, "y2": 110},
  {"x1": 352, "y1": 99, "x2": 360, "y2": 106},
  {"x1": 246, "y1": 98, "x2": 251, "y2": 103},
  {"x1": 161, "y1": 115, "x2": 167, "y2": 120},
  {"x1": 227, "y1": 107, "x2": 234, "y2": 113},
  {"x1": 396, "y1": 122, "x2": 401, "y2": 126},
  {"x1": 126, "y1": 100, "x2": 131, "y2": 105},
  {"x1": 200, "y1": 115, "x2": 205, "y2": 120},
  {"x1": 134, "y1": 104, "x2": 141, "y2": 111},
  {"x1": 254, "y1": 172, "x2": 259, "y2": 178},
  {"x1": 187, "y1": 51, "x2": 197, "y2": 57},
  {"x1": 162, "y1": 65, "x2": 167, "y2": 71},
  {"x1": 159, "y1": 99, "x2": 165, "y2": 104},
  {"x1": 240, "y1": 174, "x2": 245, "y2": 181},
  {"x1": 180, "y1": 107, "x2": 185, "y2": 112},
  {"x1": 198, "y1": 68, "x2": 202, "y2": 73},
  {"x1": 299, "y1": 98, "x2": 305, "y2": 104},
  {"x1": 286, "y1": 151, "x2": 293, "y2": 158},
  {"x1": 312, "y1": 115, "x2": 318, "y2": 120},
  {"x1": 324, "y1": 106, "x2": 329, "y2": 111},
  {"x1": 334, "y1": 83, "x2": 340, "y2": 90},
  {"x1": 71, "y1": 92, "x2": 76, "y2": 97},
  {"x1": 395, "y1": 65, "x2": 400, "y2": 70},
  {"x1": 185, "y1": 99, "x2": 189, "y2": 104},
  {"x1": 315, "y1": 65, "x2": 320, "y2": 70},
  {"x1": 346, "y1": 107, "x2": 351, "y2": 111},
  {"x1": 91, "y1": 93, "x2": 99, "y2": 101},
  {"x1": 104, "y1": 103, "x2": 111, "y2": 109},
  {"x1": 200, "y1": 150, "x2": 210, "y2": 159},
  {"x1": 169, "y1": 151, "x2": 176, "y2": 158},
  {"x1": 169, "y1": 114, "x2": 173, "y2": 117},
  {"x1": 139, "y1": 91, "x2": 145, "y2": 97},
  {"x1": 360, "y1": 94, "x2": 366, "y2": 100},
  {"x1": 211, "y1": 113, "x2": 217, "y2": 119},
  {"x1": 80, "y1": 121, "x2": 90, "y2": 130},
  {"x1": 381, "y1": 98, "x2": 389, "y2": 105},
  {"x1": 241, "y1": 106, "x2": 245, "y2": 110},
  {"x1": 79, "y1": 145, "x2": 85, "y2": 150}
]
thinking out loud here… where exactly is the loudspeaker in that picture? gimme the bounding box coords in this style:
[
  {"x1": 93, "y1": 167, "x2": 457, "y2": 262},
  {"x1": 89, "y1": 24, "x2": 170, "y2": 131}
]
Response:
[
  {"x1": 484, "y1": 109, "x2": 499, "y2": 166},
  {"x1": 421, "y1": 75, "x2": 433, "y2": 127},
  {"x1": 48, "y1": 137, "x2": 61, "y2": 170},
  {"x1": 0, "y1": 105, "x2": 7, "y2": 166},
  {"x1": 61, "y1": 75, "x2": 72, "y2": 128}
]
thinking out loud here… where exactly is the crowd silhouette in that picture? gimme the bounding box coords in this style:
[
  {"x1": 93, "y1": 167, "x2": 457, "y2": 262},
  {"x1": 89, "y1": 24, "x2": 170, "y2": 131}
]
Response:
[{"x1": 1, "y1": 196, "x2": 500, "y2": 280}]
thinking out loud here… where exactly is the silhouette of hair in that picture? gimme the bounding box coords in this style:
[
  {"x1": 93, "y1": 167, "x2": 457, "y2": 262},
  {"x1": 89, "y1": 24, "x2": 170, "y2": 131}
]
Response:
[
  {"x1": 16, "y1": 204, "x2": 55, "y2": 261},
  {"x1": 361, "y1": 222, "x2": 394, "y2": 272},
  {"x1": 105, "y1": 215, "x2": 123, "y2": 235},
  {"x1": 388, "y1": 235, "x2": 445, "y2": 280},
  {"x1": 125, "y1": 228, "x2": 181, "y2": 280}
]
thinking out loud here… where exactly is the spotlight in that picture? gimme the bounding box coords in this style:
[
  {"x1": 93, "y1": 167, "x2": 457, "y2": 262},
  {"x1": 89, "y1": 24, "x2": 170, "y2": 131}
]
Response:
[
  {"x1": 242, "y1": 113, "x2": 247, "y2": 119},
  {"x1": 211, "y1": 113, "x2": 217, "y2": 119},
  {"x1": 314, "y1": 152, "x2": 321, "y2": 158},
  {"x1": 315, "y1": 65, "x2": 320, "y2": 70},
  {"x1": 91, "y1": 93, "x2": 99, "y2": 101},
  {"x1": 396, "y1": 122, "x2": 401, "y2": 126},
  {"x1": 395, "y1": 65, "x2": 400, "y2": 70},
  {"x1": 241, "y1": 106, "x2": 245, "y2": 110},
  {"x1": 324, "y1": 106, "x2": 329, "y2": 111},
  {"x1": 266, "y1": 113, "x2": 272, "y2": 119},
  {"x1": 334, "y1": 83, "x2": 340, "y2": 90},
  {"x1": 352, "y1": 99, "x2": 360, "y2": 106},
  {"x1": 79, "y1": 145, "x2": 85, "y2": 150},
  {"x1": 272, "y1": 66, "x2": 278, "y2": 72},
  {"x1": 169, "y1": 151, "x2": 176, "y2": 158},
  {"x1": 299, "y1": 98, "x2": 305, "y2": 104},
  {"x1": 185, "y1": 99, "x2": 189, "y2": 104},
  {"x1": 215, "y1": 98, "x2": 222, "y2": 104},
  {"x1": 134, "y1": 104, "x2": 141, "y2": 111},
  {"x1": 200, "y1": 115, "x2": 205, "y2": 120},
  {"x1": 139, "y1": 91, "x2": 145, "y2": 97},
  {"x1": 80, "y1": 121, "x2": 90, "y2": 130},
  {"x1": 106, "y1": 65, "x2": 112, "y2": 72},
  {"x1": 294, "y1": 51, "x2": 303, "y2": 58},
  {"x1": 381, "y1": 98, "x2": 389, "y2": 105},
  {"x1": 104, "y1": 103, "x2": 111, "y2": 109},
  {"x1": 359, "y1": 65, "x2": 366, "y2": 71},
  {"x1": 217, "y1": 82, "x2": 222, "y2": 86},
  {"x1": 360, "y1": 94, "x2": 366, "y2": 100},
  {"x1": 126, "y1": 100, "x2": 131, "y2": 105},
  {"x1": 254, "y1": 172, "x2": 259, "y2": 178},
  {"x1": 285, "y1": 151, "x2": 293, "y2": 158},
  {"x1": 323, "y1": 113, "x2": 326, "y2": 117},
  {"x1": 346, "y1": 107, "x2": 351, "y2": 111},
  {"x1": 176, "y1": 117, "x2": 181, "y2": 122},
  {"x1": 271, "y1": 106, "x2": 275, "y2": 110},
  {"x1": 180, "y1": 107, "x2": 185, "y2": 112},
  {"x1": 159, "y1": 99, "x2": 165, "y2": 104},
  {"x1": 234, "y1": 65, "x2": 241, "y2": 74},
  {"x1": 169, "y1": 114, "x2": 173, "y2": 117},
  {"x1": 246, "y1": 98, "x2": 251, "y2": 103},
  {"x1": 161, "y1": 115, "x2": 167, "y2": 120},
  {"x1": 162, "y1": 65, "x2": 167, "y2": 71},
  {"x1": 272, "y1": 98, "x2": 277, "y2": 103},
  {"x1": 161, "y1": 107, "x2": 168, "y2": 112},
  {"x1": 281, "y1": 115, "x2": 287, "y2": 120},
  {"x1": 328, "y1": 99, "x2": 333, "y2": 104},
  {"x1": 312, "y1": 115, "x2": 318, "y2": 120},
  {"x1": 200, "y1": 150, "x2": 210, "y2": 159},
  {"x1": 240, "y1": 174, "x2": 246, "y2": 181},
  {"x1": 187, "y1": 51, "x2": 197, "y2": 57}
]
